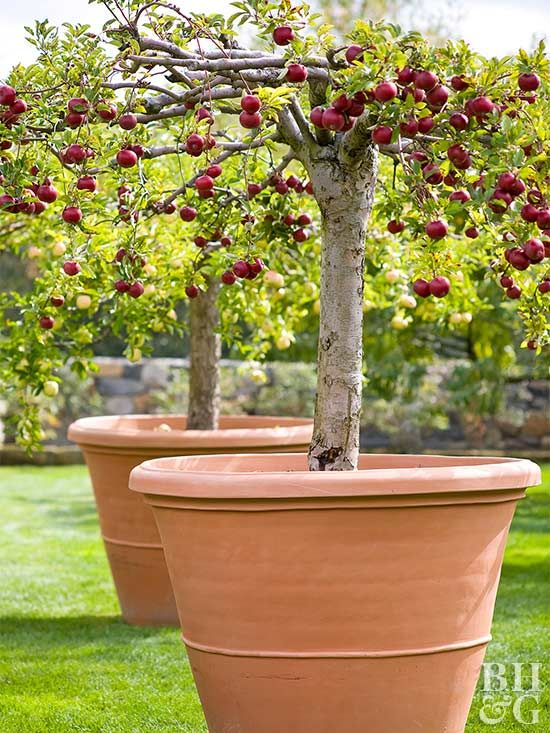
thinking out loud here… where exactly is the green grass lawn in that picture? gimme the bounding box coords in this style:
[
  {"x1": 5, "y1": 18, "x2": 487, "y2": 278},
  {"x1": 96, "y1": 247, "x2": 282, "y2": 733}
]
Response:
[{"x1": 0, "y1": 463, "x2": 548, "y2": 732}]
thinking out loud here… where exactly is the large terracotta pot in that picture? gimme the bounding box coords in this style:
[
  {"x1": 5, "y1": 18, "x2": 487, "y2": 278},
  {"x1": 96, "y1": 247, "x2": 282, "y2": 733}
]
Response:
[
  {"x1": 130, "y1": 452, "x2": 540, "y2": 733},
  {"x1": 68, "y1": 415, "x2": 312, "y2": 626}
]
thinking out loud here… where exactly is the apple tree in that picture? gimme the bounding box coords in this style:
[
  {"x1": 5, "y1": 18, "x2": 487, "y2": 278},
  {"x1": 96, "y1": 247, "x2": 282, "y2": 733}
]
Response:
[{"x1": 0, "y1": 0, "x2": 548, "y2": 469}]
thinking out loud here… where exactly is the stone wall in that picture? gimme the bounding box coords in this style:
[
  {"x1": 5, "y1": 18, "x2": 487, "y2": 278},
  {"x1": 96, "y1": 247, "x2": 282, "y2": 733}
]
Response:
[
  {"x1": 1, "y1": 357, "x2": 548, "y2": 460},
  {"x1": 80, "y1": 358, "x2": 550, "y2": 455}
]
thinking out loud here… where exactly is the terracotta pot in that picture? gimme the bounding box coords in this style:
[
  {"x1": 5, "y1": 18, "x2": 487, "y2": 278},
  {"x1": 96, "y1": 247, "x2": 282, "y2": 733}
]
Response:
[
  {"x1": 68, "y1": 415, "x2": 312, "y2": 626},
  {"x1": 130, "y1": 453, "x2": 540, "y2": 733}
]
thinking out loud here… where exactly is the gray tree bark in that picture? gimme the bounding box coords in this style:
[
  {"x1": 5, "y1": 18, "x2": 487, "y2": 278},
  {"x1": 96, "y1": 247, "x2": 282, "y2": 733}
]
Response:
[
  {"x1": 187, "y1": 278, "x2": 221, "y2": 430},
  {"x1": 307, "y1": 145, "x2": 379, "y2": 471}
]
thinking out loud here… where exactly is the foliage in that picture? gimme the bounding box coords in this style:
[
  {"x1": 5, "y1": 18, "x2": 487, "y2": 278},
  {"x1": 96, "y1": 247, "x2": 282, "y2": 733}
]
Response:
[{"x1": 0, "y1": 0, "x2": 548, "y2": 449}]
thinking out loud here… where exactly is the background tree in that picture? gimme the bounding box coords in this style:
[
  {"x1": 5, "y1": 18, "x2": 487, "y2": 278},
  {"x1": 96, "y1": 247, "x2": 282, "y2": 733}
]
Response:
[
  {"x1": 313, "y1": 0, "x2": 459, "y2": 43},
  {"x1": 0, "y1": 0, "x2": 548, "y2": 467}
]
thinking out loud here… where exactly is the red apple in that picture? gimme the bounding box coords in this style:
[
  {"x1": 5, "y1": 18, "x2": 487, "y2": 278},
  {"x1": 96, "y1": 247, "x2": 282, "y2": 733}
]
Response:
[
  {"x1": 0, "y1": 85, "x2": 17, "y2": 106},
  {"x1": 397, "y1": 67, "x2": 415, "y2": 85},
  {"x1": 310, "y1": 106, "x2": 325, "y2": 128},
  {"x1": 273, "y1": 26, "x2": 294, "y2": 46},
  {"x1": 62, "y1": 207, "x2": 82, "y2": 225},
  {"x1": 185, "y1": 284, "x2": 199, "y2": 299},
  {"x1": 518, "y1": 73, "x2": 540, "y2": 92},
  {"x1": 372, "y1": 125, "x2": 393, "y2": 145},
  {"x1": 247, "y1": 183, "x2": 262, "y2": 199},
  {"x1": 68, "y1": 97, "x2": 89, "y2": 113},
  {"x1": 195, "y1": 175, "x2": 214, "y2": 191},
  {"x1": 523, "y1": 238, "x2": 545, "y2": 263},
  {"x1": 400, "y1": 118, "x2": 418, "y2": 137},
  {"x1": 415, "y1": 71, "x2": 438, "y2": 90},
  {"x1": 65, "y1": 111, "x2": 85, "y2": 128},
  {"x1": 119, "y1": 113, "x2": 138, "y2": 130},
  {"x1": 451, "y1": 75, "x2": 469, "y2": 92},
  {"x1": 449, "y1": 112, "x2": 469, "y2": 131},
  {"x1": 322, "y1": 108, "x2": 345, "y2": 131},
  {"x1": 286, "y1": 64, "x2": 308, "y2": 82},
  {"x1": 116, "y1": 149, "x2": 138, "y2": 168},
  {"x1": 417, "y1": 116, "x2": 434, "y2": 133},
  {"x1": 63, "y1": 260, "x2": 81, "y2": 276},
  {"x1": 221, "y1": 270, "x2": 236, "y2": 285},
  {"x1": 508, "y1": 248, "x2": 530, "y2": 270},
  {"x1": 115, "y1": 280, "x2": 130, "y2": 293},
  {"x1": 37, "y1": 184, "x2": 58, "y2": 203},
  {"x1": 186, "y1": 133, "x2": 205, "y2": 156},
  {"x1": 293, "y1": 228, "x2": 310, "y2": 242},
  {"x1": 413, "y1": 278, "x2": 431, "y2": 297},
  {"x1": 39, "y1": 316, "x2": 55, "y2": 330},
  {"x1": 387, "y1": 220, "x2": 405, "y2": 233},
  {"x1": 203, "y1": 164, "x2": 221, "y2": 180},
  {"x1": 96, "y1": 101, "x2": 117, "y2": 121},
  {"x1": 374, "y1": 82, "x2": 398, "y2": 103},
  {"x1": 425, "y1": 220, "x2": 448, "y2": 239},
  {"x1": 128, "y1": 281, "x2": 145, "y2": 298},
  {"x1": 233, "y1": 261, "x2": 250, "y2": 278},
  {"x1": 521, "y1": 203, "x2": 540, "y2": 222},
  {"x1": 426, "y1": 85, "x2": 450, "y2": 108},
  {"x1": 239, "y1": 111, "x2": 262, "y2": 129},
  {"x1": 471, "y1": 96, "x2": 494, "y2": 116},
  {"x1": 423, "y1": 163, "x2": 443, "y2": 185},
  {"x1": 76, "y1": 175, "x2": 96, "y2": 192},
  {"x1": 450, "y1": 189, "x2": 470, "y2": 203},
  {"x1": 345, "y1": 45, "x2": 364, "y2": 64},
  {"x1": 429, "y1": 276, "x2": 451, "y2": 297},
  {"x1": 241, "y1": 95, "x2": 261, "y2": 114},
  {"x1": 63, "y1": 144, "x2": 87, "y2": 164}
]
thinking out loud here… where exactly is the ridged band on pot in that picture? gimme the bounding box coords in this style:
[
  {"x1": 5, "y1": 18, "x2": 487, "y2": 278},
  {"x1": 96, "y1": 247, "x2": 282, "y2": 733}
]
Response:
[
  {"x1": 68, "y1": 415, "x2": 313, "y2": 626},
  {"x1": 130, "y1": 453, "x2": 541, "y2": 733}
]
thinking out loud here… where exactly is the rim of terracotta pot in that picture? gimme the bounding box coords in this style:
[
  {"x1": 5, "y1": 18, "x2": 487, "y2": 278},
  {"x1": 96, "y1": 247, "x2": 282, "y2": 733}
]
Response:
[
  {"x1": 130, "y1": 453, "x2": 541, "y2": 499},
  {"x1": 68, "y1": 414, "x2": 313, "y2": 449}
]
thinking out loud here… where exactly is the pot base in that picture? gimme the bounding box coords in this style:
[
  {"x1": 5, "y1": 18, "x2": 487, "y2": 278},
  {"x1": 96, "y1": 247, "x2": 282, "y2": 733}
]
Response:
[
  {"x1": 103, "y1": 538, "x2": 178, "y2": 627},
  {"x1": 188, "y1": 644, "x2": 487, "y2": 733}
]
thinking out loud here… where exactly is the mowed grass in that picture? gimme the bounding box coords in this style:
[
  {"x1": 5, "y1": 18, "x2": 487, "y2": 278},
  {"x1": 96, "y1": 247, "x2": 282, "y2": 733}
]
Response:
[{"x1": 0, "y1": 463, "x2": 548, "y2": 732}]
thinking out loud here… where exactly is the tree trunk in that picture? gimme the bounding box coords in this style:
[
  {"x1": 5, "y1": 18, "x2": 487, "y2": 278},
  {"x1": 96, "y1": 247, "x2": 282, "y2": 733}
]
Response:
[
  {"x1": 187, "y1": 279, "x2": 221, "y2": 430},
  {"x1": 308, "y1": 148, "x2": 378, "y2": 471}
]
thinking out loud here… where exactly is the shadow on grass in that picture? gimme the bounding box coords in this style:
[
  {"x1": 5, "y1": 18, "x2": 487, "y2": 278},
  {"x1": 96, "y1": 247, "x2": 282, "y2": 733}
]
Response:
[
  {"x1": 510, "y1": 490, "x2": 550, "y2": 535},
  {"x1": 0, "y1": 614, "x2": 179, "y2": 649},
  {"x1": 14, "y1": 493, "x2": 99, "y2": 531}
]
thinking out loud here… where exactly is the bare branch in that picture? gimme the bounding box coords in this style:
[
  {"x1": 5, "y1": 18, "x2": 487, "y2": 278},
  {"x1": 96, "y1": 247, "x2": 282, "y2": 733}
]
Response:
[
  {"x1": 127, "y1": 54, "x2": 329, "y2": 82},
  {"x1": 137, "y1": 104, "x2": 188, "y2": 123},
  {"x1": 139, "y1": 37, "x2": 196, "y2": 59},
  {"x1": 102, "y1": 81, "x2": 183, "y2": 102},
  {"x1": 290, "y1": 97, "x2": 318, "y2": 149},
  {"x1": 276, "y1": 106, "x2": 312, "y2": 169}
]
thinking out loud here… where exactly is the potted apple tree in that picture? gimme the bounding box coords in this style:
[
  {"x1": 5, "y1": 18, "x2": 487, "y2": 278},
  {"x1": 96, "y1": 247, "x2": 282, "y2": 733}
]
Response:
[
  {"x1": 2, "y1": 0, "x2": 547, "y2": 728},
  {"x1": 0, "y1": 21, "x2": 317, "y2": 625}
]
